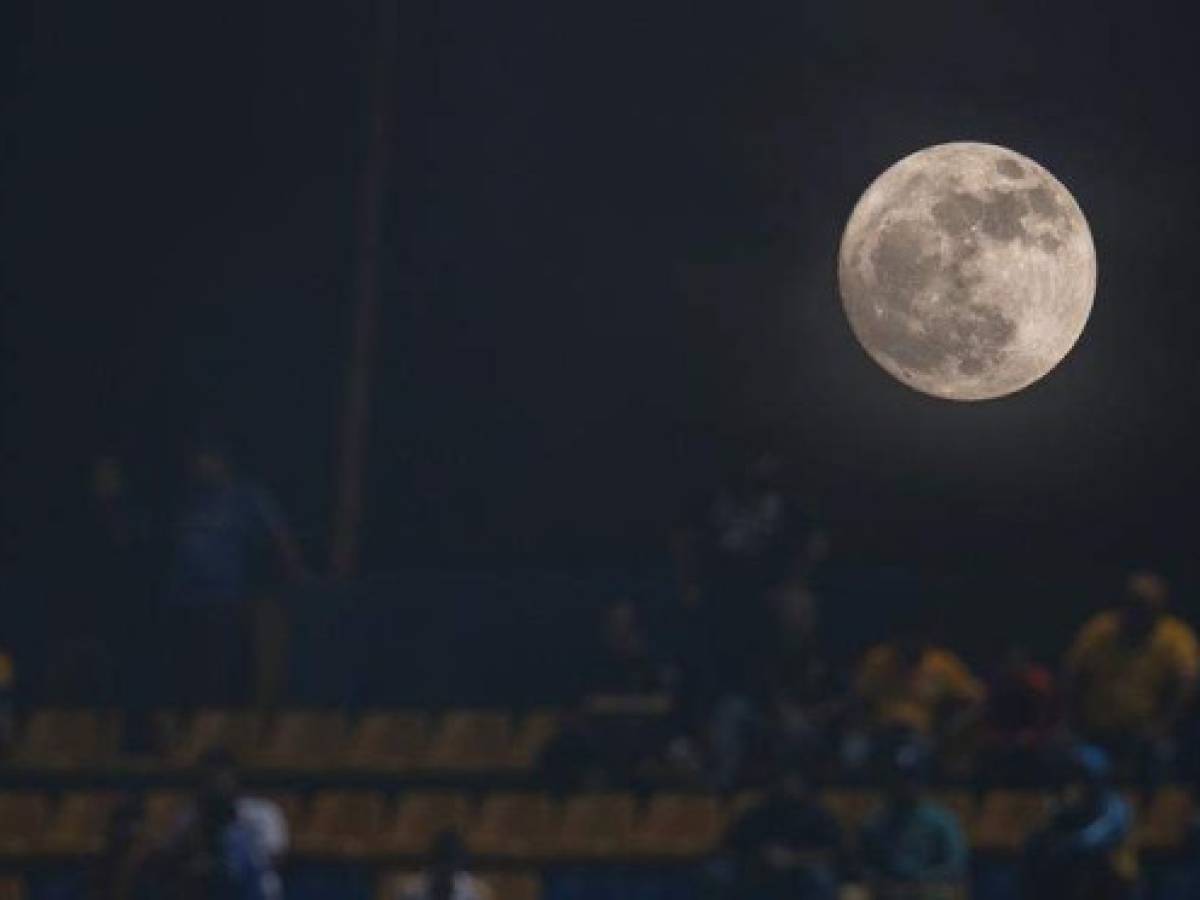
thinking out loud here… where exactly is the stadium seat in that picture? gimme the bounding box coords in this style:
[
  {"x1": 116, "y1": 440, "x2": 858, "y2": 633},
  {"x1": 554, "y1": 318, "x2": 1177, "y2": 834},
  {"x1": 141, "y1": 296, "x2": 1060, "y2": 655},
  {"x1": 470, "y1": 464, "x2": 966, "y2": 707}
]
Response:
[
  {"x1": 505, "y1": 710, "x2": 559, "y2": 770},
  {"x1": 930, "y1": 789, "x2": 978, "y2": 835},
  {"x1": 256, "y1": 711, "x2": 348, "y2": 771},
  {"x1": 375, "y1": 870, "x2": 418, "y2": 900},
  {"x1": 1135, "y1": 786, "x2": 1193, "y2": 851},
  {"x1": 142, "y1": 791, "x2": 190, "y2": 842},
  {"x1": 0, "y1": 877, "x2": 25, "y2": 900},
  {"x1": 424, "y1": 710, "x2": 512, "y2": 772},
  {"x1": 555, "y1": 792, "x2": 637, "y2": 860},
  {"x1": 973, "y1": 789, "x2": 1052, "y2": 852},
  {"x1": 481, "y1": 870, "x2": 542, "y2": 900},
  {"x1": 468, "y1": 792, "x2": 560, "y2": 859},
  {"x1": 346, "y1": 711, "x2": 430, "y2": 772},
  {"x1": 17, "y1": 710, "x2": 119, "y2": 769},
  {"x1": 0, "y1": 793, "x2": 52, "y2": 856},
  {"x1": 295, "y1": 790, "x2": 387, "y2": 858},
  {"x1": 821, "y1": 789, "x2": 880, "y2": 838},
  {"x1": 40, "y1": 791, "x2": 124, "y2": 855},
  {"x1": 381, "y1": 791, "x2": 474, "y2": 856},
  {"x1": 729, "y1": 790, "x2": 765, "y2": 821},
  {"x1": 630, "y1": 793, "x2": 723, "y2": 857},
  {"x1": 171, "y1": 709, "x2": 261, "y2": 766}
]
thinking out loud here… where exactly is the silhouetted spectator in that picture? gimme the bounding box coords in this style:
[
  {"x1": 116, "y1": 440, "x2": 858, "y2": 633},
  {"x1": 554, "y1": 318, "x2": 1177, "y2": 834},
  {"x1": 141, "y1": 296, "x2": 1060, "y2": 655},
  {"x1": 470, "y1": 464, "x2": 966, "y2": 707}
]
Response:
[
  {"x1": 83, "y1": 456, "x2": 160, "y2": 742},
  {"x1": 860, "y1": 739, "x2": 968, "y2": 898},
  {"x1": 674, "y1": 452, "x2": 827, "y2": 692},
  {"x1": 712, "y1": 581, "x2": 841, "y2": 788},
  {"x1": 710, "y1": 767, "x2": 843, "y2": 900},
  {"x1": 0, "y1": 649, "x2": 12, "y2": 756},
  {"x1": 847, "y1": 628, "x2": 983, "y2": 773},
  {"x1": 980, "y1": 645, "x2": 1060, "y2": 784},
  {"x1": 162, "y1": 749, "x2": 287, "y2": 900},
  {"x1": 164, "y1": 433, "x2": 307, "y2": 706},
  {"x1": 89, "y1": 797, "x2": 149, "y2": 900},
  {"x1": 1023, "y1": 744, "x2": 1138, "y2": 900},
  {"x1": 397, "y1": 830, "x2": 491, "y2": 900},
  {"x1": 1064, "y1": 572, "x2": 1198, "y2": 778},
  {"x1": 587, "y1": 599, "x2": 669, "y2": 697}
]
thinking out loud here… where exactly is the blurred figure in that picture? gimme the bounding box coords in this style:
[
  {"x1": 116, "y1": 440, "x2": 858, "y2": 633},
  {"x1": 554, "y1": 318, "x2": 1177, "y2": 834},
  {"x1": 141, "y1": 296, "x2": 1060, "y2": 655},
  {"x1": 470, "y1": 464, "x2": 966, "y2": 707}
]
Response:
[
  {"x1": 712, "y1": 581, "x2": 841, "y2": 788},
  {"x1": 710, "y1": 766, "x2": 843, "y2": 900},
  {"x1": 848, "y1": 628, "x2": 984, "y2": 773},
  {"x1": 1064, "y1": 572, "x2": 1198, "y2": 778},
  {"x1": 979, "y1": 645, "x2": 1060, "y2": 784},
  {"x1": 0, "y1": 648, "x2": 13, "y2": 756},
  {"x1": 1022, "y1": 744, "x2": 1138, "y2": 900},
  {"x1": 162, "y1": 748, "x2": 287, "y2": 900},
  {"x1": 587, "y1": 599, "x2": 670, "y2": 697},
  {"x1": 860, "y1": 739, "x2": 968, "y2": 898},
  {"x1": 397, "y1": 830, "x2": 491, "y2": 900},
  {"x1": 89, "y1": 797, "x2": 149, "y2": 900},
  {"x1": 164, "y1": 433, "x2": 307, "y2": 706},
  {"x1": 673, "y1": 451, "x2": 827, "y2": 692}
]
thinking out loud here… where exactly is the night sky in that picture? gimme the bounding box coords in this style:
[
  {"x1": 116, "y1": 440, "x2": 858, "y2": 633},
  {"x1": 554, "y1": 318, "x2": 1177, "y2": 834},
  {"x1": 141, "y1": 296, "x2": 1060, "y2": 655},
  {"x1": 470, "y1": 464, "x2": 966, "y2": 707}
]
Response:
[{"x1": 3, "y1": 1, "x2": 1198, "y2": 574}]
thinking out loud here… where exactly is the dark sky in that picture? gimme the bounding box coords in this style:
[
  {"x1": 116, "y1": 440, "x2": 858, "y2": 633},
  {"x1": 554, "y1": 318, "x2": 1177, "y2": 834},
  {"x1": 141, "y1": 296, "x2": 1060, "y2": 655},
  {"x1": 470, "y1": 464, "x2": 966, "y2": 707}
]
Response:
[{"x1": 3, "y1": 1, "x2": 1198, "y2": 572}]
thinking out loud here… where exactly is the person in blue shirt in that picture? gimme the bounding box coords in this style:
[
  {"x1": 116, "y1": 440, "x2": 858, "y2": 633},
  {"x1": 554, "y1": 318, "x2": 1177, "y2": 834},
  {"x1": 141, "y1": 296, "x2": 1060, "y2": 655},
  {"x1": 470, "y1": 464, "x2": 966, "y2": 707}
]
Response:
[
  {"x1": 860, "y1": 738, "x2": 968, "y2": 898},
  {"x1": 1023, "y1": 743, "x2": 1139, "y2": 900},
  {"x1": 163, "y1": 433, "x2": 307, "y2": 706}
]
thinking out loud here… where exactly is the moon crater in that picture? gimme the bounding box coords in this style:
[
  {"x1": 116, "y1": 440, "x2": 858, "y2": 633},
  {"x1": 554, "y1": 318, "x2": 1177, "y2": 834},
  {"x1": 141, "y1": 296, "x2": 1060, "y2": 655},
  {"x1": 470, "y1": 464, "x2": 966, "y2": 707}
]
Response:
[{"x1": 839, "y1": 142, "x2": 1095, "y2": 400}]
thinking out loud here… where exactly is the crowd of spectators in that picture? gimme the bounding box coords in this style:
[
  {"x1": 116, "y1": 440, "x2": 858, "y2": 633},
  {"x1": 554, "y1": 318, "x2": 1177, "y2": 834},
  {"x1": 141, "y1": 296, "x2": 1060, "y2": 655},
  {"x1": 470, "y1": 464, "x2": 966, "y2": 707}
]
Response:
[{"x1": 6, "y1": 446, "x2": 1200, "y2": 899}]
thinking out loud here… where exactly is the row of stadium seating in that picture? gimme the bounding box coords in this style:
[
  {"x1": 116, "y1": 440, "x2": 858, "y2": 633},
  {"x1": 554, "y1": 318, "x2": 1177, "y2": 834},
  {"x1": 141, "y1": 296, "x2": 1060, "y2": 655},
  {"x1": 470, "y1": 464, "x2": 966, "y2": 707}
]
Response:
[
  {"x1": 0, "y1": 787, "x2": 1193, "y2": 861},
  {"x1": 7, "y1": 709, "x2": 559, "y2": 773},
  {"x1": 0, "y1": 873, "x2": 547, "y2": 900}
]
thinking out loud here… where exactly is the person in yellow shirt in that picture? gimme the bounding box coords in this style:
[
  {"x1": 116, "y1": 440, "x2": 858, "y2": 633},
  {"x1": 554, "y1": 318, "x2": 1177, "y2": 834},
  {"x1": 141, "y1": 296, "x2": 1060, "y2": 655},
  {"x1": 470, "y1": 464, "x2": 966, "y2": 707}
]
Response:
[
  {"x1": 1064, "y1": 572, "x2": 1199, "y2": 773},
  {"x1": 853, "y1": 630, "x2": 986, "y2": 747}
]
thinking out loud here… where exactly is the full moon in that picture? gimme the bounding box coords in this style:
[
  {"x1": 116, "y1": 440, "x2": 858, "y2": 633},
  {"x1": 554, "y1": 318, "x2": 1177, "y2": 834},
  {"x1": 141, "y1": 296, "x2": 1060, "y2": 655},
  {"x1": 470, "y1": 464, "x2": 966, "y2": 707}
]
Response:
[{"x1": 838, "y1": 142, "x2": 1096, "y2": 400}]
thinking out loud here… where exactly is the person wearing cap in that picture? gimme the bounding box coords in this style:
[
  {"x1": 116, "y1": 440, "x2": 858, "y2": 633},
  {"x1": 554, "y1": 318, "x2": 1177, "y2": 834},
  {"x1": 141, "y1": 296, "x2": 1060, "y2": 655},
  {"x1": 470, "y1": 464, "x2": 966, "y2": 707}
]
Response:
[
  {"x1": 1022, "y1": 743, "x2": 1138, "y2": 900},
  {"x1": 859, "y1": 739, "x2": 968, "y2": 899},
  {"x1": 1064, "y1": 572, "x2": 1199, "y2": 775}
]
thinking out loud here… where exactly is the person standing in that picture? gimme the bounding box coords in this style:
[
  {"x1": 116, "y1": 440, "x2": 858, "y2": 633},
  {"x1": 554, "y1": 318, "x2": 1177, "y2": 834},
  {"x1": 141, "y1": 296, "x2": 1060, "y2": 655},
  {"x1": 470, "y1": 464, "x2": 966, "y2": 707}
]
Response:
[{"x1": 163, "y1": 434, "x2": 307, "y2": 707}]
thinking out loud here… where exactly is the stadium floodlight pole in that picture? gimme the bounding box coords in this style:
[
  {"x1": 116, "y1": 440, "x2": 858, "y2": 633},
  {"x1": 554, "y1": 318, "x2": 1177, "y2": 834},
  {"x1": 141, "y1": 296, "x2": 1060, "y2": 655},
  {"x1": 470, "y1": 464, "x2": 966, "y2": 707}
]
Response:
[{"x1": 330, "y1": 0, "x2": 399, "y2": 577}]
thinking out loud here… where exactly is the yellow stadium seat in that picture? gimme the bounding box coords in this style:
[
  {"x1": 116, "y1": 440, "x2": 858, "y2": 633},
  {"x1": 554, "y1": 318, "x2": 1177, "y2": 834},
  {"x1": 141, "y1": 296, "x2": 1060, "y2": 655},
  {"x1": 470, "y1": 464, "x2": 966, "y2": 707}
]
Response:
[
  {"x1": 468, "y1": 792, "x2": 560, "y2": 859},
  {"x1": 295, "y1": 790, "x2": 387, "y2": 858},
  {"x1": 346, "y1": 711, "x2": 430, "y2": 772},
  {"x1": 17, "y1": 710, "x2": 119, "y2": 769},
  {"x1": 630, "y1": 793, "x2": 723, "y2": 857},
  {"x1": 0, "y1": 793, "x2": 52, "y2": 856},
  {"x1": 973, "y1": 790, "x2": 1052, "y2": 852},
  {"x1": 481, "y1": 870, "x2": 542, "y2": 900},
  {"x1": 380, "y1": 791, "x2": 474, "y2": 856},
  {"x1": 1136, "y1": 786, "x2": 1193, "y2": 851},
  {"x1": 821, "y1": 789, "x2": 880, "y2": 837},
  {"x1": 729, "y1": 790, "x2": 765, "y2": 822},
  {"x1": 505, "y1": 710, "x2": 559, "y2": 770},
  {"x1": 930, "y1": 790, "x2": 978, "y2": 836},
  {"x1": 171, "y1": 709, "x2": 262, "y2": 766},
  {"x1": 40, "y1": 791, "x2": 124, "y2": 855},
  {"x1": 425, "y1": 711, "x2": 513, "y2": 772},
  {"x1": 556, "y1": 793, "x2": 637, "y2": 860},
  {"x1": 142, "y1": 791, "x2": 190, "y2": 842},
  {"x1": 0, "y1": 876, "x2": 25, "y2": 900},
  {"x1": 256, "y1": 711, "x2": 348, "y2": 771},
  {"x1": 376, "y1": 870, "x2": 419, "y2": 900}
]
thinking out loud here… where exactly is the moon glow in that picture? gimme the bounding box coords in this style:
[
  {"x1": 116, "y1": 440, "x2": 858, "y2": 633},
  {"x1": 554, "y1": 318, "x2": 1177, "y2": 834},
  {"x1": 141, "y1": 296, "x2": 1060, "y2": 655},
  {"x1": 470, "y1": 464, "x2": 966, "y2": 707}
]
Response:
[{"x1": 838, "y1": 142, "x2": 1096, "y2": 400}]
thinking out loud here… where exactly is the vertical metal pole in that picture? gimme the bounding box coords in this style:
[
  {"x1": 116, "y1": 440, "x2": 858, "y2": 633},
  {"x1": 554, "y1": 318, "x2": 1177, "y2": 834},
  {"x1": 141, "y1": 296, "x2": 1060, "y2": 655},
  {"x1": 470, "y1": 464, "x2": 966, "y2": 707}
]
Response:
[{"x1": 331, "y1": 0, "x2": 398, "y2": 576}]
